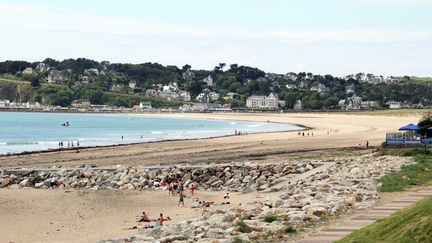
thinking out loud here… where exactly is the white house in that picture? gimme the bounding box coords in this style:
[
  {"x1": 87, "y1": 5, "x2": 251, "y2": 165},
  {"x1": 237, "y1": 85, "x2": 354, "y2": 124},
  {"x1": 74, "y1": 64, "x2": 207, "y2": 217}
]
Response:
[
  {"x1": 129, "y1": 80, "x2": 137, "y2": 89},
  {"x1": 203, "y1": 75, "x2": 214, "y2": 86},
  {"x1": 139, "y1": 101, "x2": 152, "y2": 109},
  {"x1": 47, "y1": 70, "x2": 64, "y2": 84},
  {"x1": 246, "y1": 93, "x2": 279, "y2": 109},
  {"x1": 293, "y1": 100, "x2": 303, "y2": 110},
  {"x1": 23, "y1": 67, "x2": 34, "y2": 74},
  {"x1": 310, "y1": 83, "x2": 330, "y2": 94},
  {"x1": 0, "y1": 100, "x2": 10, "y2": 108}
]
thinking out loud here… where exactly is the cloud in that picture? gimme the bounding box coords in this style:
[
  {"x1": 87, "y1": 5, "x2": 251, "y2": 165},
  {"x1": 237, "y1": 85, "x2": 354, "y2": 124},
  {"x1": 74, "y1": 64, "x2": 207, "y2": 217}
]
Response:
[
  {"x1": 0, "y1": 2, "x2": 431, "y2": 76},
  {"x1": 1, "y1": 3, "x2": 431, "y2": 44}
]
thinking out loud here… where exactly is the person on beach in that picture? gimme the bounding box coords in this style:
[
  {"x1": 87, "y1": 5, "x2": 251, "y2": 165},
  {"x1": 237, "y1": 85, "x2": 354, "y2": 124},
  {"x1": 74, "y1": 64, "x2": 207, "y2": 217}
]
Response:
[
  {"x1": 157, "y1": 213, "x2": 171, "y2": 226},
  {"x1": 50, "y1": 176, "x2": 57, "y2": 188},
  {"x1": 366, "y1": 140, "x2": 369, "y2": 148},
  {"x1": 178, "y1": 193, "x2": 185, "y2": 207},
  {"x1": 77, "y1": 141, "x2": 79, "y2": 147},
  {"x1": 224, "y1": 192, "x2": 230, "y2": 199},
  {"x1": 137, "y1": 212, "x2": 150, "y2": 222},
  {"x1": 179, "y1": 179, "x2": 184, "y2": 193},
  {"x1": 168, "y1": 182, "x2": 173, "y2": 195},
  {"x1": 173, "y1": 183, "x2": 178, "y2": 195},
  {"x1": 190, "y1": 183, "x2": 196, "y2": 195}
]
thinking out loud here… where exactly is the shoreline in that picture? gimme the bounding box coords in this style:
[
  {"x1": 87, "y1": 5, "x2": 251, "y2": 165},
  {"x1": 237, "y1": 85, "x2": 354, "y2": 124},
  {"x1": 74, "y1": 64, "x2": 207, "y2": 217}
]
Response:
[
  {"x1": 0, "y1": 112, "x2": 308, "y2": 157},
  {"x1": 0, "y1": 112, "x2": 420, "y2": 169}
]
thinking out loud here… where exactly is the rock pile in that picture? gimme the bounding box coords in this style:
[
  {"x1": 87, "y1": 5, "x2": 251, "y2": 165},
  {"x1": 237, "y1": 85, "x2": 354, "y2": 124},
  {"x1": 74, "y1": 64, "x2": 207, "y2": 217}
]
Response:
[
  {"x1": 98, "y1": 155, "x2": 414, "y2": 243},
  {"x1": 0, "y1": 161, "x2": 319, "y2": 192}
]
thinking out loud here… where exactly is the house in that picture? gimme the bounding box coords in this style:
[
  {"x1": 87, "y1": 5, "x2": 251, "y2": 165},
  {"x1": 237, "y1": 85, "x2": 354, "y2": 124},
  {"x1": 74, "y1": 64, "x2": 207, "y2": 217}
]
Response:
[
  {"x1": 386, "y1": 101, "x2": 401, "y2": 109},
  {"x1": 361, "y1": 101, "x2": 380, "y2": 110},
  {"x1": 310, "y1": 83, "x2": 330, "y2": 94},
  {"x1": 293, "y1": 100, "x2": 303, "y2": 110},
  {"x1": 285, "y1": 84, "x2": 297, "y2": 90},
  {"x1": 110, "y1": 83, "x2": 125, "y2": 92},
  {"x1": 345, "y1": 85, "x2": 355, "y2": 94},
  {"x1": 84, "y1": 68, "x2": 99, "y2": 76},
  {"x1": 0, "y1": 100, "x2": 10, "y2": 108},
  {"x1": 284, "y1": 72, "x2": 297, "y2": 81},
  {"x1": 71, "y1": 99, "x2": 91, "y2": 108},
  {"x1": 23, "y1": 67, "x2": 34, "y2": 75},
  {"x1": 129, "y1": 80, "x2": 137, "y2": 89},
  {"x1": 35, "y1": 62, "x2": 49, "y2": 72},
  {"x1": 299, "y1": 79, "x2": 310, "y2": 88},
  {"x1": 346, "y1": 96, "x2": 362, "y2": 110},
  {"x1": 139, "y1": 101, "x2": 152, "y2": 109},
  {"x1": 225, "y1": 92, "x2": 238, "y2": 100},
  {"x1": 47, "y1": 70, "x2": 64, "y2": 84},
  {"x1": 179, "y1": 91, "x2": 191, "y2": 101},
  {"x1": 182, "y1": 68, "x2": 195, "y2": 80},
  {"x1": 246, "y1": 93, "x2": 279, "y2": 109},
  {"x1": 203, "y1": 75, "x2": 214, "y2": 86},
  {"x1": 80, "y1": 75, "x2": 90, "y2": 84},
  {"x1": 145, "y1": 89, "x2": 158, "y2": 97}
]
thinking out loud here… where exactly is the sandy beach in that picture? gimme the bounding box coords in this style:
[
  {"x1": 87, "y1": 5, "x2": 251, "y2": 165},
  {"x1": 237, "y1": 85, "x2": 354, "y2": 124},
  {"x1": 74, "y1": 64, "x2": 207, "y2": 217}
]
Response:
[
  {"x1": 0, "y1": 112, "x2": 419, "y2": 169},
  {"x1": 0, "y1": 112, "x2": 423, "y2": 243}
]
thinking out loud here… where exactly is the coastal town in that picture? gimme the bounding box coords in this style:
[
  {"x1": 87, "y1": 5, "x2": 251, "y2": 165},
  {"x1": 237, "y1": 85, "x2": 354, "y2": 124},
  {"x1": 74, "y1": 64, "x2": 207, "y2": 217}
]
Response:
[{"x1": 1, "y1": 60, "x2": 430, "y2": 113}]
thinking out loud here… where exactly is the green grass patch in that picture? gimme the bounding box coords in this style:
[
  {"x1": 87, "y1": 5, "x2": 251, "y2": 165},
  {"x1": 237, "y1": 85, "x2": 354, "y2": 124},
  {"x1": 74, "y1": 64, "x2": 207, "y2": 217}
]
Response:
[
  {"x1": 378, "y1": 149, "x2": 432, "y2": 192},
  {"x1": 337, "y1": 196, "x2": 432, "y2": 243},
  {"x1": 280, "y1": 226, "x2": 296, "y2": 234},
  {"x1": 234, "y1": 220, "x2": 253, "y2": 233},
  {"x1": 261, "y1": 213, "x2": 280, "y2": 223}
]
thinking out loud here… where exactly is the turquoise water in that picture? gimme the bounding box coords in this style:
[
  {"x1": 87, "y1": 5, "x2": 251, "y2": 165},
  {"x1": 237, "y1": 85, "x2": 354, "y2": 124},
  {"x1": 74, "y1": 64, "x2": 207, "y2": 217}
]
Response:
[{"x1": 0, "y1": 112, "x2": 302, "y2": 155}]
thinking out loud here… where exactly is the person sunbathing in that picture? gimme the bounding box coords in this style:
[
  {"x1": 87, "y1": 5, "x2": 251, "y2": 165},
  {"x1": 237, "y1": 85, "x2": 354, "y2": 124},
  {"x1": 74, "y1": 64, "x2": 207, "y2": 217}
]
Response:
[{"x1": 137, "y1": 211, "x2": 150, "y2": 222}]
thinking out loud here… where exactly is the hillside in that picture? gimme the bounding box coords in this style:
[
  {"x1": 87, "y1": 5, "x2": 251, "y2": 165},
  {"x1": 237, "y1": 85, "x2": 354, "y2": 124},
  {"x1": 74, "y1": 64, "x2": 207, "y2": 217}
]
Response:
[{"x1": 1, "y1": 58, "x2": 432, "y2": 109}]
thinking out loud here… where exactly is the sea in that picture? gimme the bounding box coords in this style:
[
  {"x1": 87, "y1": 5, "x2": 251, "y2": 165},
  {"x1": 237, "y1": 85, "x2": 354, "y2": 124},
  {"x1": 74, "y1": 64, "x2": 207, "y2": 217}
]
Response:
[{"x1": 0, "y1": 112, "x2": 303, "y2": 155}]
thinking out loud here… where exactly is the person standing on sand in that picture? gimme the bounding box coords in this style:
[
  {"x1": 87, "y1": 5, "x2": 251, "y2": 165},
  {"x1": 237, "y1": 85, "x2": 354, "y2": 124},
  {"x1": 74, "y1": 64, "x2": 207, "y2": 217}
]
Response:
[
  {"x1": 178, "y1": 193, "x2": 185, "y2": 207},
  {"x1": 190, "y1": 183, "x2": 196, "y2": 195},
  {"x1": 366, "y1": 141, "x2": 369, "y2": 148}
]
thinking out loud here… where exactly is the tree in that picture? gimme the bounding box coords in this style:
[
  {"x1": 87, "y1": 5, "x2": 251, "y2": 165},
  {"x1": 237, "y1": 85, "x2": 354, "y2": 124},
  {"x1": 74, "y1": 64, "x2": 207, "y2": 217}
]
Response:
[
  {"x1": 284, "y1": 92, "x2": 297, "y2": 109},
  {"x1": 30, "y1": 78, "x2": 40, "y2": 87}
]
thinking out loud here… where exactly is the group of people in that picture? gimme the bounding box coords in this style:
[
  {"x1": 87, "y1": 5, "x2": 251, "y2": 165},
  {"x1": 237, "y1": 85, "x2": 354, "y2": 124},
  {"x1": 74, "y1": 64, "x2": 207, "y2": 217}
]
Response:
[
  {"x1": 234, "y1": 130, "x2": 248, "y2": 136},
  {"x1": 132, "y1": 212, "x2": 171, "y2": 229},
  {"x1": 298, "y1": 131, "x2": 313, "y2": 137},
  {"x1": 58, "y1": 141, "x2": 80, "y2": 148}
]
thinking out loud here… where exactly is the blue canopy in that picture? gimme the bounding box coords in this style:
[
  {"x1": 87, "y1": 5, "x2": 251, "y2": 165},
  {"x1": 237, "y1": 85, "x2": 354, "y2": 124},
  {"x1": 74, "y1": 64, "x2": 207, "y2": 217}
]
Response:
[
  {"x1": 428, "y1": 127, "x2": 432, "y2": 131},
  {"x1": 399, "y1": 123, "x2": 420, "y2": 131}
]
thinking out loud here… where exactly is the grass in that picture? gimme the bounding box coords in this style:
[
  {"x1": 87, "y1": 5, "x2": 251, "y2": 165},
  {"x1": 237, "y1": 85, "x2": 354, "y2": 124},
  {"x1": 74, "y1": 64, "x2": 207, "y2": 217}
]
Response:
[
  {"x1": 281, "y1": 226, "x2": 296, "y2": 234},
  {"x1": 234, "y1": 220, "x2": 253, "y2": 233},
  {"x1": 261, "y1": 213, "x2": 280, "y2": 223},
  {"x1": 378, "y1": 148, "x2": 432, "y2": 192},
  {"x1": 337, "y1": 196, "x2": 432, "y2": 243}
]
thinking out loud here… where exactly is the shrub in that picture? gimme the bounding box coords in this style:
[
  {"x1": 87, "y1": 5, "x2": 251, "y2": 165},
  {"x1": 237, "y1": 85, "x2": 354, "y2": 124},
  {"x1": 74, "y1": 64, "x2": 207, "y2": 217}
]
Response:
[
  {"x1": 235, "y1": 220, "x2": 253, "y2": 233},
  {"x1": 261, "y1": 213, "x2": 279, "y2": 223},
  {"x1": 281, "y1": 226, "x2": 296, "y2": 234}
]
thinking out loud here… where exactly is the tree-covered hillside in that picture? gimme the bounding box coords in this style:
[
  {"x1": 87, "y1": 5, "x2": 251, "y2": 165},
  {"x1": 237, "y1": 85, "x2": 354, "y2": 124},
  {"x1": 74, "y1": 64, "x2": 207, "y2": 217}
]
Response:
[{"x1": 0, "y1": 58, "x2": 431, "y2": 109}]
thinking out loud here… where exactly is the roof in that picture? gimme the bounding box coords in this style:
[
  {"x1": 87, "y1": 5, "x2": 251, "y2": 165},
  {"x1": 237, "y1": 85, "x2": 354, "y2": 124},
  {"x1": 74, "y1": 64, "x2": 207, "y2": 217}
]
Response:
[{"x1": 399, "y1": 123, "x2": 420, "y2": 131}]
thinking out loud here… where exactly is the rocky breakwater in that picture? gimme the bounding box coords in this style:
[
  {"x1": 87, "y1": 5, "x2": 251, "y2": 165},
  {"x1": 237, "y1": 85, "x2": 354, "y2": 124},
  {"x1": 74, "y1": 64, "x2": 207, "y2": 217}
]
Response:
[
  {"x1": 0, "y1": 161, "x2": 319, "y2": 192},
  {"x1": 99, "y1": 155, "x2": 414, "y2": 243}
]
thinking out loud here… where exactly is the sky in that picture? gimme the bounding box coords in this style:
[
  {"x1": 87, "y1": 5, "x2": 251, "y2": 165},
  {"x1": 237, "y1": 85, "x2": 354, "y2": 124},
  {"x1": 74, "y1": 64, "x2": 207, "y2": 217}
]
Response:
[{"x1": 0, "y1": 0, "x2": 431, "y2": 76}]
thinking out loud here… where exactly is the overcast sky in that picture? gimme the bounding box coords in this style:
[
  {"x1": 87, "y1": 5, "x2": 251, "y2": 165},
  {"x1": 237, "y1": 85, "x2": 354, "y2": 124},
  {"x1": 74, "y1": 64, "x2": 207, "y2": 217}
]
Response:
[{"x1": 1, "y1": 0, "x2": 431, "y2": 76}]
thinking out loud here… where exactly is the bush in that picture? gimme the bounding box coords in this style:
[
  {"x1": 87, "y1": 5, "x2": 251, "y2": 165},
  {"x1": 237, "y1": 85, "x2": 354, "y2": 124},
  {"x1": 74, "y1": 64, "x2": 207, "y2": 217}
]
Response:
[
  {"x1": 234, "y1": 220, "x2": 253, "y2": 233},
  {"x1": 261, "y1": 214, "x2": 279, "y2": 223},
  {"x1": 281, "y1": 226, "x2": 296, "y2": 234}
]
